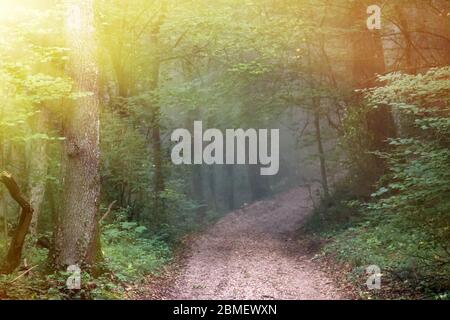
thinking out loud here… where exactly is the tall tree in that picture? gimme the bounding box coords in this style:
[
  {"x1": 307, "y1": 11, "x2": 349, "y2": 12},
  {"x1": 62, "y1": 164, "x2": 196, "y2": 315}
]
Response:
[
  {"x1": 332, "y1": 0, "x2": 398, "y2": 186},
  {"x1": 348, "y1": 1, "x2": 396, "y2": 154},
  {"x1": 53, "y1": 0, "x2": 101, "y2": 268}
]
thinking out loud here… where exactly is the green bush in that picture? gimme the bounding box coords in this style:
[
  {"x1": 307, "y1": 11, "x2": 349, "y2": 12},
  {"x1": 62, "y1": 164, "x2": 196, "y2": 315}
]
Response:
[
  {"x1": 308, "y1": 67, "x2": 450, "y2": 299},
  {"x1": 101, "y1": 212, "x2": 172, "y2": 283}
]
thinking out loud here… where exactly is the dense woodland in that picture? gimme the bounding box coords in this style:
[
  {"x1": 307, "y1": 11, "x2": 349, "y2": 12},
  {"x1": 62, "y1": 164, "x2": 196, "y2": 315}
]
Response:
[{"x1": 0, "y1": 0, "x2": 449, "y2": 299}]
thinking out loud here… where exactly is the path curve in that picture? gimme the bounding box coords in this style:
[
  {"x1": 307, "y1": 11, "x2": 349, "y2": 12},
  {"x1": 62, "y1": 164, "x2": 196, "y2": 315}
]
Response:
[{"x1": 151, "y1": 187, "x2": 344, "y2": 300}]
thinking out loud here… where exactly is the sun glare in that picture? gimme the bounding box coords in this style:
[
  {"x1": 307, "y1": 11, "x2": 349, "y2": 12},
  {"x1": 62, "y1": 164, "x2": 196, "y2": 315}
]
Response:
[{"x1": 0, "y1": 1, "x2": 17, "y2": 20}]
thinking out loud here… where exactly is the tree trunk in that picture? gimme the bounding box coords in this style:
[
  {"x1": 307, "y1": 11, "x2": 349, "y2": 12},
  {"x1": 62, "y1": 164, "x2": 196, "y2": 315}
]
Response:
[
  {"x1": 28, "y1": 110, "x2": 49, "y2": 236},
  {"x1": 0, "y1": 146, "x2": 8, "y2": 242},
  {"x1": 0, "y1": 172, "x2": 33, "y2": 274},
  {"x1": 151, "y1": 107, "x2": 165, "y2": 203},
  {"x1": 0, "y1": 193, "x2": 7, "y2": 241},
  {"x1": 306, "y1": 40, "x2": 330, "y2": 200},
  {"x1": 53, "y1": 0, "x2": 101, "y2": 268},
  {"x1": 349, "y1": 2, "x2": 396, "y2": 154},
  {"x1": 0, "y1": 125, "x2": 8, "y2": 241},
  {"x1": 192, "y1": 165, "x2": 206, "y2": 221},
  {"x1": 313, "y1": 104, "x2": 329, "y2": 200},
  {"x1": 225, "y1": 165, "x2": 235, "y2": 211},
  {"x1": 148, "y1": 2, "x2": 167, "y2": 217},
  {"x1": 208, "y1": 166, "x2": 217, "y2": 211}
]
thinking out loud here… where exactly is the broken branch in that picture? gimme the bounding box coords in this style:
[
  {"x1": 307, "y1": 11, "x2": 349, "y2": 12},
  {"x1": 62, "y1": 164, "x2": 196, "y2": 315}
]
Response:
[{"x1": 1, "y1": 171, "x2": 34, "y2": 274}]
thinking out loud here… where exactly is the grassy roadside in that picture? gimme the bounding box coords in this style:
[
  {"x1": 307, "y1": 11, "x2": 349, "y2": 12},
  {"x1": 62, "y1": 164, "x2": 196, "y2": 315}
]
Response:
[{"x1": 299, "y1": 185, "x2": 450, "y2": 300}]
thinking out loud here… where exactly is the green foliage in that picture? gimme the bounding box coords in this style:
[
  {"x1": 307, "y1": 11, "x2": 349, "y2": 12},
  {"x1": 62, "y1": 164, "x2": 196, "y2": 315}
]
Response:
[
  {"x1": 0, "y1": 213, "x2": 171, "y2": 300},
  {"x1": 309, "y1": 67, "x2": 450, "y2": 299},
  {"x1": 366, "y1": 67, "x2": 450, "y2": 252},
  {"x1": 0, "y1": 267, "x2": 125, "y2": 300},
  {"x1": 102, "y1": 213, "x2": 172, "y2": 283},
  {"x1": 302, "y1": 183, "x2": 363, "y2": 236},
  {"x1": 341, "y1": 101, "x2": 381, "y2": 186}
]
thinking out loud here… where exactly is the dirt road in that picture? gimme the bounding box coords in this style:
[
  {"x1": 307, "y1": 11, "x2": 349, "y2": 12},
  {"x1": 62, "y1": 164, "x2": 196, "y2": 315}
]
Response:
[{"x1": 148, "y1": 187, "x2": 345, "y2": 300}]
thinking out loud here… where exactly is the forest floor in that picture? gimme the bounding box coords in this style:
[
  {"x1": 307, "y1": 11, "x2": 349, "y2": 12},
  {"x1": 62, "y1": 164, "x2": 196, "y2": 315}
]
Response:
[{"x1": 136, "y1": 187, "x2": 349, "y2": 300}]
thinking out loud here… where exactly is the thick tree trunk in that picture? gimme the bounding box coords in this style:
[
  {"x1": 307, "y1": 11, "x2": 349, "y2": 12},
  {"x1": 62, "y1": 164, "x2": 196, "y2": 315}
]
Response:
[
  {"x1": 53, "y1": 0, "x2": 101, "y2": 268},
  {"x1": 0, "y1": 172, "x2": 33, "y2": 274},
  {"x1": 349, "y1": 2, "x2": 396, "y2": 154},
  {"x1": 28, "y1": 110, "x2": 49, "y2": 236}
]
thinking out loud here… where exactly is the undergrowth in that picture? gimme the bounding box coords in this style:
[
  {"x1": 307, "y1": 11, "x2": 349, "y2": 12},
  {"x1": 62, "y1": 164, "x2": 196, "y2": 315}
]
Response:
[
  {"x1": 0, "y1": 216, "x2": 172, "y2": 300},
  {"x1": 303, "y1": 181, "x2": 450, "y2": 300}
]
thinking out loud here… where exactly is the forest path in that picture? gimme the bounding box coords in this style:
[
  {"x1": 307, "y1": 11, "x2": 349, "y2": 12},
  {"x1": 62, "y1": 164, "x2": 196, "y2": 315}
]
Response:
[{"x1": 145, "y1": 187, "x2": 344, "y2": 300}]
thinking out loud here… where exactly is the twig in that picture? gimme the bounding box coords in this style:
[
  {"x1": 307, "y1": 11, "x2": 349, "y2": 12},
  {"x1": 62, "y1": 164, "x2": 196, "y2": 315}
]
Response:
[
  {"x1": 100, "y1": 200, "x2": 117, "y2": 223},
  {"x1": 9, "y1": 265, "x2": 39, "y2": 284}
]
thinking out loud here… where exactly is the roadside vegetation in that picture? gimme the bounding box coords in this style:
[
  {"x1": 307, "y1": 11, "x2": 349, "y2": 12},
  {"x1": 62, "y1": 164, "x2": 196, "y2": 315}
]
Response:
[{"x1": 303, "y1": 68, "x2": 450, "y2": 300}]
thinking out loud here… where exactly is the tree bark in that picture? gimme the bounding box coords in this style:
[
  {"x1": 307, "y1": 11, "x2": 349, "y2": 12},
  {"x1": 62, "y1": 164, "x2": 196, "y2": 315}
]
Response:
[
  {"x1": 28, "y1": 110, "x2": 49, "y2": 236},
  {"x1": 0, "y1": 127, "x2": 8, "y2": 241},
  {"x1": 0, "y1": 192, "x2": 7, "y2": 241},
  {"x1": 0, "y1": 172, "x2": 33, "y2": 274},
  {"x1": 151, "y1": 107, "x2": 165, "y2": 203},
  {"x1": 313, "y1": 104, "x2": 329, "y2": 200},
  {"x1": 306, "y1": 40, "x2": 330, "y2": 200},
  {"x1": 53, "y1": 0, "x2": 101, "y2": 268},
  {"x1": 349, "y1": 2, "x2": 396, "y2": 154},
  {"x1": 148, "y1": 2, "x2": 167, "y2": 216}
]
